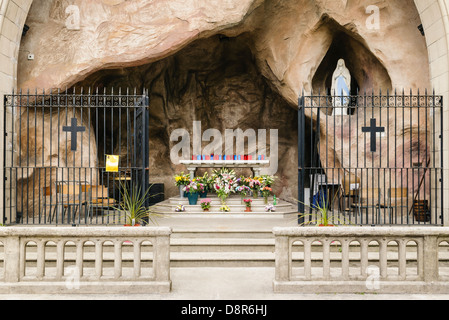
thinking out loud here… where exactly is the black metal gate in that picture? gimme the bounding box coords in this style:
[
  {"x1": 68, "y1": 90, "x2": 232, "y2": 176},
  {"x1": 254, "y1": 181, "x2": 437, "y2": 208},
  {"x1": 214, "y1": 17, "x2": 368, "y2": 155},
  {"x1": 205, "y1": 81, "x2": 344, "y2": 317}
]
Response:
[
  {"x1": 298, "y1": 90, "x2": 443, "y2": 226},
  {"x1": 3, "y1": 88, "x2": 150, "y2": 225}
]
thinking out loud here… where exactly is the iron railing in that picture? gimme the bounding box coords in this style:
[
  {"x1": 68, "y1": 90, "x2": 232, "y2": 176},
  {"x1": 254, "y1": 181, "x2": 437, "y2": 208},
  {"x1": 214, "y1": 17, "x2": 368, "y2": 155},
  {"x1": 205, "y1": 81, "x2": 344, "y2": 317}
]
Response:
[
  {"x1": 3, "y1": 88, "x2": 150, "y2": 225},
  {"x1": 298, "y1": 90, "x2": 443, "y2": 226}
]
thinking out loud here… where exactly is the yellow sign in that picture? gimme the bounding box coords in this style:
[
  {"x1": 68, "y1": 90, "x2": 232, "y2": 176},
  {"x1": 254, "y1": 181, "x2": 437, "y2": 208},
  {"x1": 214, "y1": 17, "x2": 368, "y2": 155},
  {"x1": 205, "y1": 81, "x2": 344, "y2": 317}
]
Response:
[{"x1": 106, "y1": 155, "x2": 120, "y2": 172}]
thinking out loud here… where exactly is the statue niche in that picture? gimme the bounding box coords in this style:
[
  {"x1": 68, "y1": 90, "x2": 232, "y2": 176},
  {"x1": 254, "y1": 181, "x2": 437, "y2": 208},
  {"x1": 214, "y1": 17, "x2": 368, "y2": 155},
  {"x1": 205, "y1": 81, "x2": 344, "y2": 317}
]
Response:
[{"x1": 331, "y1": 58, "x2": 351, "y2": 115}]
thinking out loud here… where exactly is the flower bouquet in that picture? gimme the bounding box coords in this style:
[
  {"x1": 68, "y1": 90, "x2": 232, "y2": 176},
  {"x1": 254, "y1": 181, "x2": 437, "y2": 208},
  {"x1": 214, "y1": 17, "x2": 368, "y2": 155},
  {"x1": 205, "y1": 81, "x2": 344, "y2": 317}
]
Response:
[
  {"x1": 236, "y1": 185, "x2": 251, "y2": 204},
  {"x1": 200, "y1": 198, "x2": 212, "y2": 212},
  {"x1": 265, "y1": 204, "x2": 276, "y2": 212},
  {"x1": 198, "y1": 172, "x2": 213, "y2": 198},
  {"x1": 183, "y1": 180, "x2": 204, "y2": 205},
  {"x1": 243, "y1": 198, "x2": 252, "y2": 212},
  {"x1": 262, "y1": 186, "x2": 272, "y2": 204},
  {"x1": 249, "y1": 178, "x2": 262, "y2": 198},
  {"x1": 212, "y1": 168, "x2": 238, "y2": 205},
  {"x1": 260, "y1": 175, "x2": 277, "y2": 188},
  {"x1": 219, "y1": 205, "x2": 231, "y2": 212},
  {"x1": 174, "y1": 172, "x2": 191, "y2": 198},
  {"x1": 175, "y1": 204, "x2": 186, "y2": 212}
]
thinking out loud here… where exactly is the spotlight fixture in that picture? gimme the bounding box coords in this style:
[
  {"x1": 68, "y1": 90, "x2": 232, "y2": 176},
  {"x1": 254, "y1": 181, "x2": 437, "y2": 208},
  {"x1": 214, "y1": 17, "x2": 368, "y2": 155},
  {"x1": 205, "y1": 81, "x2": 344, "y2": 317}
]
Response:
[
  {"x1": 22, "y1": 24, "x2": 30, "y2": 37},
  {"x1": 418, "y1": 24, "x2": 425, "y2": 36}
]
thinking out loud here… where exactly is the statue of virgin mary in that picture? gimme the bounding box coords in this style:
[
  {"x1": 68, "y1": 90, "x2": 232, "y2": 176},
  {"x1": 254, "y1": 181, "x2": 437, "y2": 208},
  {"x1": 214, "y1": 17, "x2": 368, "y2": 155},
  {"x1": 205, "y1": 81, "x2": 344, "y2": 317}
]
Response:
[{"x1": 331, "y1": 59, "x2": 351, "y2": 115}]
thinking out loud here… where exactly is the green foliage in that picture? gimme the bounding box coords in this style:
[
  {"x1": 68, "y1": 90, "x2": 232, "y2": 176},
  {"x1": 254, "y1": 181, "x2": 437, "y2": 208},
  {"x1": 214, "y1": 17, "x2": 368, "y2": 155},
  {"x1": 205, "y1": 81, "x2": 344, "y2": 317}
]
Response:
[
  {"x1": 116, "y1": 182, "x2": 161, "y2": 226},
  {"x1": 298, "y1": 191, "x2": 348, "y2": 226}
]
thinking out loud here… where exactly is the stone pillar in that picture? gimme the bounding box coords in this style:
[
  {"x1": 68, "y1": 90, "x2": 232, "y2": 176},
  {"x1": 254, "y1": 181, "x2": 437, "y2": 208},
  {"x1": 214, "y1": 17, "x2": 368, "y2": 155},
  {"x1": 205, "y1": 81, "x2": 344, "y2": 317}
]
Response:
[
  {"x1": 0, "y1": 0, "x2": 33, "y2": 225},
  {"x1": 274, "y1": 235, "x2": 290, "y2": 282},
  {"x1": 4, "y1": 236, "x2": 20, "y2": 283},
  {"x1": 153, "y1": 231, "x2": 172, "y2": 288}
]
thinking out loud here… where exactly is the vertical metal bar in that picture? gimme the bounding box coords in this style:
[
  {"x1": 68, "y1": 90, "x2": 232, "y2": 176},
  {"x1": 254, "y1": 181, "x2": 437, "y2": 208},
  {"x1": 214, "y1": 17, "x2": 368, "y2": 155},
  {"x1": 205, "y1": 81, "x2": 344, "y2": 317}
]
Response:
[
  {"x1": 298, "y1": 93, "x2": 305, "y2": 225},
  {"x1": 9, "y1": 91, "x2": 15, "y2": 225},
  {"x1": 144, "y1": 92, "x2": 150, "y2": 209},
  {"x1": 440, "y1": 95, "x2": 444, "y2": 225},
  {"x1": 2, "y1": 95, "x2": 8, "y2": 225}
]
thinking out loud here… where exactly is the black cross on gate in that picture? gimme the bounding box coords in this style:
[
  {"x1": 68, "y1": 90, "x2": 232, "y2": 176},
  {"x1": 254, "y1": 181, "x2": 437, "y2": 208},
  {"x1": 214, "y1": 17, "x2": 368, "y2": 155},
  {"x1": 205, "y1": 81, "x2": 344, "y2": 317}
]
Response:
[
  {"x1": 63, "y1": 118, "x2": 86, "y2": 151},
  {"x1": 362, "y1": 118, "x2": 385, "y2": 152}
]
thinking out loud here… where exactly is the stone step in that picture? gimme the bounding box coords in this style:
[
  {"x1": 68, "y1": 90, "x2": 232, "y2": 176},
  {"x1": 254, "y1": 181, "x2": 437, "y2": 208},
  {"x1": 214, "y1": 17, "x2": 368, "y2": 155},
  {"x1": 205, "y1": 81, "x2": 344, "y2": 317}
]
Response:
[
  {"x1": 168, "y1": 196, "x2": 292, "y2": 206},
  {"x1": 155, "y1": 204, "x2": 295, "y2": 212}
]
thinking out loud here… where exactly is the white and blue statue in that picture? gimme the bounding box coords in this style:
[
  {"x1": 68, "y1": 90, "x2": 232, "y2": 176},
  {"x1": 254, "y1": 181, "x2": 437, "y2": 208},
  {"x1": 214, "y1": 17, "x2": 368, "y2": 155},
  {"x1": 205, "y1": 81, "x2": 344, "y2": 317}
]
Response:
[{"x1": 331, "y1": 59, "x2": 351, "y2": 115}]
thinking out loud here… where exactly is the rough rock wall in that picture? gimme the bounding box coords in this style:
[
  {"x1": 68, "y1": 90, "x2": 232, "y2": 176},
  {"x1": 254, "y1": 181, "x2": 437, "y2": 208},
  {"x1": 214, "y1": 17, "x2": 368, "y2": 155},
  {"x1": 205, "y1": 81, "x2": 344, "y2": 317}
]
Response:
[
  {"x1": 15, "y1": 0, "x2": 432, "y2": 206},
  {"x1": 74, "y1": 35, "x2": 298, "y2": 199},
  {"x1": 18, "y1": 0, "x2": 430, "y2": 100}
]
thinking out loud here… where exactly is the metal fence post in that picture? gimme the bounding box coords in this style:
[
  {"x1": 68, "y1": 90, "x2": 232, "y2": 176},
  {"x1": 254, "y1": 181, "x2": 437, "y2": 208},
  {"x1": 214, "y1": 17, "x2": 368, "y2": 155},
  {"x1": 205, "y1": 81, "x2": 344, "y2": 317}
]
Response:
[{"x1": 298, "y1": 94, "x2": 305, "y2": 225}]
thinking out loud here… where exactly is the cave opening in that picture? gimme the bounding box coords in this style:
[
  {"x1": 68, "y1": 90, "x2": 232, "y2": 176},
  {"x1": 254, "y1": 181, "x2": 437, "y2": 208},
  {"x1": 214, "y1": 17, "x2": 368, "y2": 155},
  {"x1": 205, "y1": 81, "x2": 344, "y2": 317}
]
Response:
[
  {"x1": 312, "y1": 18, "x2": 392, "y2": 116},
  {"x1": 70, "y1": 34, "x2": 298, "y2": 199}
]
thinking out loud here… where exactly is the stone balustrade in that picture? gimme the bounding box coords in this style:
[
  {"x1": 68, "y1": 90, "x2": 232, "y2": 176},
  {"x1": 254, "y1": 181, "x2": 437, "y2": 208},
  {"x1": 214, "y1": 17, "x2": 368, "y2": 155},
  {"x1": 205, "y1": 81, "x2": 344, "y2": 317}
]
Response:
[
  {"x1": 0, "y1": 227, "x2": 172, "y2": 294},
  {"x1": 273, "y1": 227, "x2": 449, "y2": 294}
]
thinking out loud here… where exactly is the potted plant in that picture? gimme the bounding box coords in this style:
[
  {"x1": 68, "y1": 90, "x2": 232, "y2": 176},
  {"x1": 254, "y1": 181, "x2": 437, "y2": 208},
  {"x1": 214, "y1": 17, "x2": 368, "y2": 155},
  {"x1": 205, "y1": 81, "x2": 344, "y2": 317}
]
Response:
[
  {"x1": 200, "y1": 198, "x2": 212, "y2": 212},
  {"x1": 174, "y1": 172, "x2": 190, "y2": 198},
  {"x1": 183, "y1": 180, "x2": 204, "y2": 205},
  {"x1": 243, "y1": 198, "x2": 252, "y2": 212},
  {"x1": 298, "y1": 191, "x2": 343, "y2": 227},
  {"x1": 261, "y1": 186, "x2": 272, "y2": 204},
  {"x1": 117, "y1": 182, "x2": 160, "y2": 226}
]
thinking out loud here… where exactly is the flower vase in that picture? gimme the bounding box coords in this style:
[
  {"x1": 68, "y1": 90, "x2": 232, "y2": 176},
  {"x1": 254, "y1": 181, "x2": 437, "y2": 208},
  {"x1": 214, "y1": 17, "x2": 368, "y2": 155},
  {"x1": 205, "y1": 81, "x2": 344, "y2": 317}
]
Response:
[
  {"x1": 264, "y1": 196, "x2": 268, "y2": 205},
  {"x1": 179, "y1": 185, "x2": 185, "y2": 198},
  {"x1": 252, "y1": 189, "x2": 259, "y2": 199},
  {"x1": 187, "y1": 192, "x2": 199, "y2": 205},
  {"x1": 200, "y1": 191, "x2": 208, "y2": 198},
  {"x1": 220, "y1": 195, "x2": 228, "y2": 206}
]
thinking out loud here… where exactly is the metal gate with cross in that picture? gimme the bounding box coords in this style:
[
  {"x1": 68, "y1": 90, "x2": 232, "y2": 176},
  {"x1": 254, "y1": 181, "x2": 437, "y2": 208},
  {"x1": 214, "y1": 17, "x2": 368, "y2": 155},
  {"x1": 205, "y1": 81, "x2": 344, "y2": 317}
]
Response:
[
  {"x1": 3, "y1": 88, "x2": 150, "y2": 225},
  {"x1": 298, "y1": 90, "x2": 443, "y2": 226}
]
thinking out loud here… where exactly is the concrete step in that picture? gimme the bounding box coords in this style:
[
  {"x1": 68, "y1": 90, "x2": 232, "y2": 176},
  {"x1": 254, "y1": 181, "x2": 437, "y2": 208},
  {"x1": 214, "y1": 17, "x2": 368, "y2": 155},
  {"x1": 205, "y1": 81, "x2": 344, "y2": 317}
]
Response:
[
  {"x1": 153, "y1": 206, "x2": 296, "y2": 214},
  {"x1": 168, "y1": 195, "x2": 286, "y2": 205},
  {"x1": 155, "y1": 199, "x2": 297, "y2": 215}
]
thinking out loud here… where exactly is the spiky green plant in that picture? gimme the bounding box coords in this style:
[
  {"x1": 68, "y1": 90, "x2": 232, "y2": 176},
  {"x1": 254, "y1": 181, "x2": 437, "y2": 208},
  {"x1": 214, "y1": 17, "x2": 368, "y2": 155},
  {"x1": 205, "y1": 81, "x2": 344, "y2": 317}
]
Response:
[
  {"x1": 298, "y1": 191, "x2": 348, "y2": 226},
  {"x1": 117, "y1": 182, "x2": 161, "y2": 226}
]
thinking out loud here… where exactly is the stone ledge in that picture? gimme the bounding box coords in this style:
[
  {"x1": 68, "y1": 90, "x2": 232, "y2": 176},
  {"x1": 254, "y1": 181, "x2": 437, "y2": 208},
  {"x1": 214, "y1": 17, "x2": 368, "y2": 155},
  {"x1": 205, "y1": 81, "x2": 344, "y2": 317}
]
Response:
[
  {"x1": 272, "y1": 226, "x2": 449, "y2": 237},
  {"x1": 0, "y1": 280, "x2": 172, "y2": 294},
  {"x1": 273, "y1": 280, "x2": 449, "y2": 294}
]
